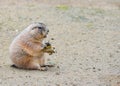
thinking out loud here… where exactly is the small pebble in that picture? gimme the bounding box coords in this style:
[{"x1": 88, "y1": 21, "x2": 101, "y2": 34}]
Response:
[
  {"x1": 117, "y1": 82, "x2": 120, "y2": 85},
  {"x1": 109, "y1": 53, "x2": 113, "y2": 58},
  {"x1": 98, "y1": 69, "x2": 101, "y2": 71},
  {"x1": 116, "y1": 50, "x2": 119, "y2": 53},
  {"x1": 55, "y1": 72, "x2": 60, "y2": 75},
  {"x1": 57, "y1": 66, "x2": 60, "y2": 69},
  {"x1": 93, "y1": 67, "x2": 95, "y2": 69},
  {"x1": 51, "y1": 38, "x2": 54, "y2": 40},
  {"x1": 56, "y1": 84, "x2": 60, "y2": 86},
  {"x1": 79, "y1": 63, "x2": 82, "y2": 65}
]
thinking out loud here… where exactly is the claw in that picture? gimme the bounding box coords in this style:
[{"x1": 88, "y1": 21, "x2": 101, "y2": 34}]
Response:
[{"x1": 39, "y1": 67, "x2": 48, "y2": 71}]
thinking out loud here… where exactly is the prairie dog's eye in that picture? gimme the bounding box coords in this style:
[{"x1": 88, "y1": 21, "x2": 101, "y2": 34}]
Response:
[{"x1": 38, "y1": 27, "x2": 42, "y2": 29}]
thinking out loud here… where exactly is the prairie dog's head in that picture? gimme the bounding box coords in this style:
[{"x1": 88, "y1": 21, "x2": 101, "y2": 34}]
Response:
[{"x1": 28, "y1": 22, "x2": 49, "y2": 40}]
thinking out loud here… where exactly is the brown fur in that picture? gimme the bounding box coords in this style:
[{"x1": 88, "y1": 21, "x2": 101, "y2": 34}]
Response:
[{"x1": 9, "y1": 22, "x2": 50, "y2": 71}]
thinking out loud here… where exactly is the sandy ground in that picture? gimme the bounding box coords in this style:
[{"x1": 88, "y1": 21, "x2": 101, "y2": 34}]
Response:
[{"x1": 0, "y1": 0, "x2": 120, "y2": 86}]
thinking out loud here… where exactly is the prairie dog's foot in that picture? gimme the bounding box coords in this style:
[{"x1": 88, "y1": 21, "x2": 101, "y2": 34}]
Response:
[
  {"x1": 39, "y1": 67, "x2": 48, "y2": 71},
  {"x1": 11, "y1": 64, "x2": 48, "y2": 71}
]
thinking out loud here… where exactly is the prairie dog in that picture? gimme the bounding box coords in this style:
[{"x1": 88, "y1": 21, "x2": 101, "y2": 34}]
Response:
[{"x1": 9, "y1": 22, "x2": 52, "y2": 71}]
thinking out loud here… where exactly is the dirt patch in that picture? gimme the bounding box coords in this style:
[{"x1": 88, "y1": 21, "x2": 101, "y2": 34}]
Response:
[{"x1": 0, "y1": 0, "x2": 120, "y2": 86}]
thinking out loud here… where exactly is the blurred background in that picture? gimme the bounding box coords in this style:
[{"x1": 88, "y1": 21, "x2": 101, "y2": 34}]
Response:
[{"x1": 0, "y1": 0, "x2": 120, "y2": 86}]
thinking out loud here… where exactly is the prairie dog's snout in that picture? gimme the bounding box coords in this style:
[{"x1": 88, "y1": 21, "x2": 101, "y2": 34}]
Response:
[
  {"x1": 41, "y1": 28, "x2": 49, "y2": 38},
  {"x1": 37, "y1": 23, "x2": 49, "y2": 38}
]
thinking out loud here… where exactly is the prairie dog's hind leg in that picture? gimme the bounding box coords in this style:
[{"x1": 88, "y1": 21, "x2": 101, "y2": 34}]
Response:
[
  {"x1": 39, "y1": 57, "x2": 45, "y2": 66},
  {"x1": 27, "y1": 62, "x2": 40, "y2": 70},
  {"x1": 11, "y1": 56, "x2": 47, "y2": 71},
  {"x1": 27, "y1": 62, "x2": 47, "y2": 71},
  {"x1": 39, "y1": 57, "x2": 55, "y2": 67}
]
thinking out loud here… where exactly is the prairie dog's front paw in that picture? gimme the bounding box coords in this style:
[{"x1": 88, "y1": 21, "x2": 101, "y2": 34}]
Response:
[
  {"x1": 44, "y1": 42, "x2": 51, "y2": 49},
  {"x1": 42, "y1": 42, "x2": 55, "y2": 55}
]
